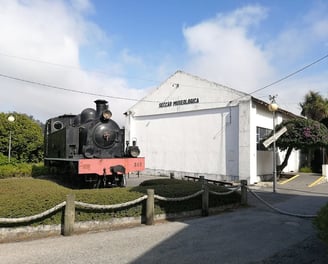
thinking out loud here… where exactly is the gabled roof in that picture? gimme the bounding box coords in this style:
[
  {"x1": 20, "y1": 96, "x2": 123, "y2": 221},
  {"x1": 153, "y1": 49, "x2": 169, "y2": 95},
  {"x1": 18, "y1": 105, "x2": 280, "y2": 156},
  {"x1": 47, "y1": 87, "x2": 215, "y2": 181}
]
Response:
[
  {"x1": 127, "y1": 70, "x2": 300, "y2": 118},
  {"x1": 127, "y1": 70, "x2": 251, "y2": 116}
]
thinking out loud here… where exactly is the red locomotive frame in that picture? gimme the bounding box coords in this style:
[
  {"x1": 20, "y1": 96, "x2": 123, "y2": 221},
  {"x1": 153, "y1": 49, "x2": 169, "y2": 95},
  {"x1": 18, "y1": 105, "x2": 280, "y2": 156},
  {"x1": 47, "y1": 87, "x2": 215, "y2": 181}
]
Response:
[{"x1": 78, "y1": 157, "x2": 145, "y2": 175}]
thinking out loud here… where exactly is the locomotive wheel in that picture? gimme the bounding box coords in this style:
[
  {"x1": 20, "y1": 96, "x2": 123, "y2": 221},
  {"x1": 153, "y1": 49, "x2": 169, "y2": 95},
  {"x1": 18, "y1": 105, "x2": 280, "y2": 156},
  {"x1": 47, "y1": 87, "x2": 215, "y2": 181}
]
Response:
[
  {"x1": 118, "y1": 174, "x2": 127, "y2": 187},
  {"x1": 95, "y1": 175, "x2": 104, "y2": 188}
]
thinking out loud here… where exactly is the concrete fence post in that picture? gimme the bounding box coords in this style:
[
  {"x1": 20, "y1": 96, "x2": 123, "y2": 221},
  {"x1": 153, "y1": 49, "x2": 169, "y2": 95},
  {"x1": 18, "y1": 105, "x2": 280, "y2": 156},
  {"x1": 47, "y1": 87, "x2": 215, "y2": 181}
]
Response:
[
  {"x1": 146, "y1": 189, "x2": 154, "y2": 225},
  {"x1": 63, "y1": 193, "x2": 75, "y2": 236},
  {"x1": 240, "y1": 180, "x2": 248, "y2": 206},
  {"x1": 322, "y1": 164, "x2": 328, "y2": 182},
  {"x1": 200, "y1": 176, "x2": 209, "y2": 216}
]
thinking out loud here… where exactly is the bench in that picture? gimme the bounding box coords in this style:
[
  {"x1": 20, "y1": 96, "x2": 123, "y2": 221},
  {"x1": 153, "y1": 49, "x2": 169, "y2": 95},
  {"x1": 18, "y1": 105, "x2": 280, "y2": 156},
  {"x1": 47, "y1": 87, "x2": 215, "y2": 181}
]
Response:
[{"x1": 184, "y1": 175, "x2": 233, "y2": 186}]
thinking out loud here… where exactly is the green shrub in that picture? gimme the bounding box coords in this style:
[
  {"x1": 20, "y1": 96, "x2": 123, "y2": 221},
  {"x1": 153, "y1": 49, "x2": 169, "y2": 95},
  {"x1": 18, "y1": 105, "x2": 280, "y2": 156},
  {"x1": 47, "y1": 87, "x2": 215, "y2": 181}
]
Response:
[
  {"x1": 314, "y1": 203, "x2": 328, "y2": 245},
  {"x1": 0, "y1": 162, "x2": 47, "y2": 179},
  {"x1": 0, "y1": 153, "x2": 9, "y2": 165},
  {"x1": 299, "y1": 167, "x2": 312, "y2": 173},
  {"x1": 0, "y1": 178, "x2": 241, "y2": 227},
  {"x1": 133, "y1": 179, "x2": 240, "y2": 214},
  {"x1": 0, "y1": 163, "x2": 30, "y2": 178},
  {"x1": 139, "y1": 178, "x2": 186, "y2": 186},
  {"x1": 0, "y1": 164, "x2": 24, "y2": 178},
  {"x1": 31, "y1": 163, "x2": 49, "y2": 177}
]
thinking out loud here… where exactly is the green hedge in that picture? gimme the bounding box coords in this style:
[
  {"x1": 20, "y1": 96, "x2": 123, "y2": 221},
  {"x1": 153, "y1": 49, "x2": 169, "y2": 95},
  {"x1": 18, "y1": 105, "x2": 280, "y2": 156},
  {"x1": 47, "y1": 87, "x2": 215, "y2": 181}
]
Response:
[
  {"x1": 314, "y1": 203, "x2": 328, "y2": 245},
  {"x1": 0, "y1": 178, "x2": 241, "y2": 227},
  {"x1": 299, "y1": 167, "x2": 312, "y2": 173},
  {"x1": 0, "y1": 162, "x2": 48, "y2": 179}
]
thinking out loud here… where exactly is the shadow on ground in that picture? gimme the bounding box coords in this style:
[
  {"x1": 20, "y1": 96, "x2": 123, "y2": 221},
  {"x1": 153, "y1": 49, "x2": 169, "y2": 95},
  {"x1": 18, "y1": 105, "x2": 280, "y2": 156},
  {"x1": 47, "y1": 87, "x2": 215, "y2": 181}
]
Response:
[{"x1": 130, "y1": 188, "x2": 328, "y2": 264}]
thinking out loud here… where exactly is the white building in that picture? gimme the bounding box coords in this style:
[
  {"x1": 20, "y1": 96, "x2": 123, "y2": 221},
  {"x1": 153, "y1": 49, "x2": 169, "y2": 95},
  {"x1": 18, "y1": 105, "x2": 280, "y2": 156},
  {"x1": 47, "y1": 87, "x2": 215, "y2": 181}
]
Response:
[{"x1": 125, "y1": 71, "x2": 300, "y2": 184}]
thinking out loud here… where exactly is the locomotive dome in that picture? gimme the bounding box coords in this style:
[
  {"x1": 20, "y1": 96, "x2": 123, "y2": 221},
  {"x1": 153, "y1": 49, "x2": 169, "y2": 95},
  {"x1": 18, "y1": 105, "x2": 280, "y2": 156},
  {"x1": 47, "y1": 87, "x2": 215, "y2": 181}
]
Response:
[{"x1": 81, "y1": 108, "x2": 96, "y2": 123}]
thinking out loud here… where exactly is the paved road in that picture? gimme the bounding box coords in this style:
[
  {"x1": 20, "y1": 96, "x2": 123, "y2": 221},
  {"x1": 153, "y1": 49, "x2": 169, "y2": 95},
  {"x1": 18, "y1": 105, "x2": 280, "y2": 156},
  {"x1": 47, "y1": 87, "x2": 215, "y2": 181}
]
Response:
[
  {"x1": 1, "y1": 174, "x2": 328, "y2": 263},
  {"x1": 125, "y1": 173, "x2": 167, "y2": 187},
  {"x1": 278, "y1": 173, "x2": 328, "y2": 195}
]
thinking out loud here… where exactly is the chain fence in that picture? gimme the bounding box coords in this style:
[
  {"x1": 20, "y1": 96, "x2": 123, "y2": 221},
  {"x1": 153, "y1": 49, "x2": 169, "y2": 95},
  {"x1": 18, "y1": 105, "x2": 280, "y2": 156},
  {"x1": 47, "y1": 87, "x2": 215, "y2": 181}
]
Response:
[
  {"x1": 0, "y1": 178, "x2": 318, "y2": 233},
  {"x1": 0, "y1": 179, "x2": 242, "y2": 226},
  {"x1": 75, "y1": 195, "x2": 148, "y2": 210},
  {"x1": 246, "y1": 186, "x2": 318, "y2": 218},
  {"x1": 0, "y1": 202, "x2": 66, "y2": 224}
]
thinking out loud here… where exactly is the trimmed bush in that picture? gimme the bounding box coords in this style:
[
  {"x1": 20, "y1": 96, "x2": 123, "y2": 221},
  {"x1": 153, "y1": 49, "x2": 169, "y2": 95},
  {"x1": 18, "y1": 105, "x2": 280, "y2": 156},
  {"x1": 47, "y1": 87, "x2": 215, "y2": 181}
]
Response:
[
  {"x1": 133, "y1": 179, "x2": 240, "y2": 214},
  {"x1": 0, "y1": 178, "x2": 240, "y2": 227},
  {"x1": 31, "y1": 163, "x2": 49, "y2": 177},
  {"x1": 299, "y1": 167, "x2": 312, "y2": 173},
  {"x1": 0, "y1": 162, "x2": 47, "y2": 179}
]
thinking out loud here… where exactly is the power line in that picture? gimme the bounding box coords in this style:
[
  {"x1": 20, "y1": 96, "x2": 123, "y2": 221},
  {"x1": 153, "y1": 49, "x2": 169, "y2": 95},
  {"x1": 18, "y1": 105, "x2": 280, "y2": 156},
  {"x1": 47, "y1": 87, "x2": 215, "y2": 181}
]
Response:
[
  {"x1": 0, "y1": 52, "x2": 160, "y2": 84},
  {"x1": 2, "y1": 50, "x2": 327, "y2": 94},
  {"x1": 248, "y1": 53, "x2": 328, "y2": 96},
  {"x1": 1, "y1": 52, "x2": 327, "y2": 106},
  {"x1": 0, "y1": 73, "x2": 146, "y2": 102}
]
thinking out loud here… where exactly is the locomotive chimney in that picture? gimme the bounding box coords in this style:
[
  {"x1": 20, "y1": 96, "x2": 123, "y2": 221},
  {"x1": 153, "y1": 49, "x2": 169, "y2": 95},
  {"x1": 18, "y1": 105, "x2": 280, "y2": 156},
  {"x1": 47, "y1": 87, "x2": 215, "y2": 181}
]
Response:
[{"x1": 95, "y1": 99, "x2": 108, "y2": 116}]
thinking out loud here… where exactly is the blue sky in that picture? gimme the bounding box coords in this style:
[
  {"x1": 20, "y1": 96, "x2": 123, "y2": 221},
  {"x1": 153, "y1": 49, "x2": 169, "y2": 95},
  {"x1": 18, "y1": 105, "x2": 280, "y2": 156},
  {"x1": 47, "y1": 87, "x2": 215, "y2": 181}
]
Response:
[{"x1": 0, "y1": 0, "x2": 327, "y2": 124}]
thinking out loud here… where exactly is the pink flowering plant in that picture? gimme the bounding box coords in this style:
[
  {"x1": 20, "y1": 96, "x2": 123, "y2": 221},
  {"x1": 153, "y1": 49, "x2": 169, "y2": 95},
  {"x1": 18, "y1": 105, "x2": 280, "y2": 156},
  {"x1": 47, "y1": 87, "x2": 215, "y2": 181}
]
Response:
[{"x1": 263, "y1": 118, "x2": 328, "y2": 175}]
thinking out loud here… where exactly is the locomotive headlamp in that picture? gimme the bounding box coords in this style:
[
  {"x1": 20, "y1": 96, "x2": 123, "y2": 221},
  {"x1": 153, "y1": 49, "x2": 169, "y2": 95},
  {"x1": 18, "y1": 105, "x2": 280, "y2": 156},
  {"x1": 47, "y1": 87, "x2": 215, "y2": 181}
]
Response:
[
  {"x1": 102, "y1": 110, "x2": 112, "y2": 120},
  {"x1": 127, "y1": 138, "x2": 140, "y2": 157},
  {"x1": 127, "y1": 146, "x2": 140, "y2": 158}
]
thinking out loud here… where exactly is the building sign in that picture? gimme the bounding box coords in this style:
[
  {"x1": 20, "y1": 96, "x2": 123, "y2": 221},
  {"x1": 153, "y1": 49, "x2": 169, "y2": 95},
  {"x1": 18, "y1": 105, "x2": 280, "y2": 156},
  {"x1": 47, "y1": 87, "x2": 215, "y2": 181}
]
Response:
[{"x1": 159, "y1": 98, "x2": 199, "y2": 108}]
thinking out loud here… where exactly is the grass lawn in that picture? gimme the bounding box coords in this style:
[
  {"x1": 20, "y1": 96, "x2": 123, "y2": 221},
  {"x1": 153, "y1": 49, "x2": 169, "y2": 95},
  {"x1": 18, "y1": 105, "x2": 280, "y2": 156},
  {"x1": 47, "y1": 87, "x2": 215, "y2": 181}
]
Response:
[{"x1": 0, "y1": 177, "x2": 240, "y2": 227}]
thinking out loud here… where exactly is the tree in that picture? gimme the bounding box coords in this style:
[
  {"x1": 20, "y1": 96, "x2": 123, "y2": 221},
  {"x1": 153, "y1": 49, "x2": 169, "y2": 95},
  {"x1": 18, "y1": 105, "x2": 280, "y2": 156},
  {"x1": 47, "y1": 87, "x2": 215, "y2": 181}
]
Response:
[
  {"x1": 0, "y1": 113, "x2": 44, "y2": 162},
  {"x1": 299, "y1": 91, "x2": 328, "y2": 170},
  {"x1": 300, "y1": 91, "x2": 328, "y2": 121},
  {"x1": 269, "y1": 118, "x2": 328, "y2": 175}
]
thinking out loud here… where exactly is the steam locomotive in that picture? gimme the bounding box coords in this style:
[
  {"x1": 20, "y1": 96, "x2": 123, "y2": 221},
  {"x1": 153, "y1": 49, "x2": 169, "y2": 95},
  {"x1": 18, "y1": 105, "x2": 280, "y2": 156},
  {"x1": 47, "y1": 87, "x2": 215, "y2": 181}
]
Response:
[{"x1": 44, "y1": 99, "x2": 145, "y2": 188}]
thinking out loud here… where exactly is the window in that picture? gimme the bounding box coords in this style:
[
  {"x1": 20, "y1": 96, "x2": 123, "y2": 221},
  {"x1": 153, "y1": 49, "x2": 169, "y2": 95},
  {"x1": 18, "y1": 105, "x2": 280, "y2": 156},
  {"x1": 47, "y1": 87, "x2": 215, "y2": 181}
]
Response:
[
  {"x1": 53, "y1": 121, "x2": 63, "y2": 130},
  {"x1": 256, "y1": 127, "x2": 272, "y2": 150}
]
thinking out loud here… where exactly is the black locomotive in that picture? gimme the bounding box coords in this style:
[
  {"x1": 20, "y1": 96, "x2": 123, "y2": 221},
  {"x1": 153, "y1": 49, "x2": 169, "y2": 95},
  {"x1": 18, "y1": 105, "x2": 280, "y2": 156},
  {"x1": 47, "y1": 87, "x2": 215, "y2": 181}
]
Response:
[{"x1": 44, "y1": 99, "x2": 145, "y2": 188}]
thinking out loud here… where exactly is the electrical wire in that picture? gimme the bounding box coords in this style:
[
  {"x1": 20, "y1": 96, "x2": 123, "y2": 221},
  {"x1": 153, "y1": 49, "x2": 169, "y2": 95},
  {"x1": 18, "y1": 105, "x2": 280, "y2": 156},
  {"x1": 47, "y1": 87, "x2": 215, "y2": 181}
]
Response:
[
  {"x1": 0, "y1": 73, "x2": 150, "y2": 102},
  {"x1": 0, "y1": 52, "x2": 160, "y2": 84},
  {"x1": 248, "y1": 53, "x2": 328, "y2": 96},
  {"x1": 0, "y1": 52, "x2": 327, "y2": 105}
]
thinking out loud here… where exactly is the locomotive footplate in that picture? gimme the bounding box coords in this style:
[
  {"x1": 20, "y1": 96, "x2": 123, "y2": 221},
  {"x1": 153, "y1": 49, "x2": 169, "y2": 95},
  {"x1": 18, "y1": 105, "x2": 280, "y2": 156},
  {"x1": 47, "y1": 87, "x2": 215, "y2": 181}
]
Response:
[{"x1": 78, "y1": 157, "x2": 145, "y2": 176}]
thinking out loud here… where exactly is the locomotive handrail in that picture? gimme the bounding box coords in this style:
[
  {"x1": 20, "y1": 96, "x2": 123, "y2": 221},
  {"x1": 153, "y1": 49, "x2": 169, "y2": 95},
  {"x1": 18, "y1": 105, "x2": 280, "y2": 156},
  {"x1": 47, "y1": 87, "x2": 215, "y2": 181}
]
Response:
[
  {"x1": 0, "y1": 202, "x2": 66, "y2": 224},
  {"x1": 75, "y1": 195, "x2": 148, "y2": 210},
  {"x1": 154, "y1": 190, "x2": 204, "y2": 202}
]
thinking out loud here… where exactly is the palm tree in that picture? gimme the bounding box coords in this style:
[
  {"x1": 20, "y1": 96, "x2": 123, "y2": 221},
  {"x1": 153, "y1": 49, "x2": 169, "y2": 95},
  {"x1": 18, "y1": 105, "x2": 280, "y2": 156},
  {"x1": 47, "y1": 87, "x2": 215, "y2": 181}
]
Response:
[
  {"x1": 300, "y1": 91, "x2": 328, "y2": 121},
  {"x1": 299, "y1": 91, "x2": 328, "y2": 169}
]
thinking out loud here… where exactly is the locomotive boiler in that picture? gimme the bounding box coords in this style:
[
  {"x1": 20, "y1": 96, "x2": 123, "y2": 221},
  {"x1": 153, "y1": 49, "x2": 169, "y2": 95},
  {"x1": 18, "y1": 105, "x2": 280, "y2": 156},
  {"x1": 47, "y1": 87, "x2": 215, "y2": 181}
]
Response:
[{"x1": 44, "y1": 99, "x2": 145, "y2": 188}]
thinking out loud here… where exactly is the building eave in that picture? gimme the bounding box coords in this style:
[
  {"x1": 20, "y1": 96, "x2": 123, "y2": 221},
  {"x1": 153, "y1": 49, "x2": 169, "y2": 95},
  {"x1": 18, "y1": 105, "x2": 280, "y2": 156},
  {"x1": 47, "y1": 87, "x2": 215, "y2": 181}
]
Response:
[{"x1": 251, "y1": 97, "x2": 301, "y2": 119}]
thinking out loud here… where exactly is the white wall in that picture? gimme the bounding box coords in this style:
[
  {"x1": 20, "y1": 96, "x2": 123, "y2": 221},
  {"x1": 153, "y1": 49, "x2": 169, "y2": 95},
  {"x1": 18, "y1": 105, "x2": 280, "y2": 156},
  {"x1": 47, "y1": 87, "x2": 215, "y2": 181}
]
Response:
[
  {"x1": 125, "y1": 71, "x2": 300, "y2": 183},
  {"x1": 128, "y1": 106, "x2": 239, "y2": 181},
  {"x1": 238, "y1": 100, "x2": 252, "y2": 182}
]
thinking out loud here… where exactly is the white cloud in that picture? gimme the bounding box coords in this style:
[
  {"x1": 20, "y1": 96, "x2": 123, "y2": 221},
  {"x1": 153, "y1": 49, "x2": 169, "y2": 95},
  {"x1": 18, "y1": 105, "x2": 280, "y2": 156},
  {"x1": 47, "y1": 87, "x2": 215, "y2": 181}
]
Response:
[
  {"x1": 271, "y1": 73, "x2": 328, "y2": 116},
  {"x1": 1, "y1": 1, "x2": 327, "y2": 123},
  {"x1": 183, "y1": 5, "x2": 274, "y2": 92},
  {"x1": 182, "y1": 3, "x2": 328, "y2": 116},
  {"x1": 70, "y1": 0, "x2": 94, "y2": 13},
  {"x1": 0, "y1": 0, "x2": 145, "y2": 126}
]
